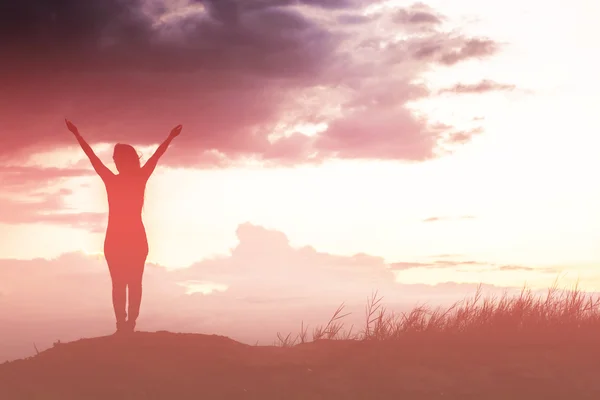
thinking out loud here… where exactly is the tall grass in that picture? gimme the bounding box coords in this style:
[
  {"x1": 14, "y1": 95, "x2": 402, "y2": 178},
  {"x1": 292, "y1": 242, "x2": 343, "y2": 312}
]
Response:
[{"x1": 274, "y1": 281, "x2": 600, "y2": 346}]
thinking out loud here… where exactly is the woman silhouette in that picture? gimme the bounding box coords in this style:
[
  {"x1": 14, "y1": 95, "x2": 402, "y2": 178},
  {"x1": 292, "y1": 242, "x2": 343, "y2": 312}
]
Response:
[{"x1": 66, "y1": 119, "x2": 182, "y2": 334}]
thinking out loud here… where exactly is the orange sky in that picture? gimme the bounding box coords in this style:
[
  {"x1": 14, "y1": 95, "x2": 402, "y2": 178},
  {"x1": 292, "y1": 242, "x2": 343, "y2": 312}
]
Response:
[
  {"x1": 0, "y1": 0, "x2": 599, "y2": 361},
  {"x1": 2, "y1": 0, "x2": 599, "y2": 285}
]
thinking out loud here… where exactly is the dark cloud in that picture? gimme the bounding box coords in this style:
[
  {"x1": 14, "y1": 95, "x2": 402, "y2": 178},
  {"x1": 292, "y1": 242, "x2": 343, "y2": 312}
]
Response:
[
  {"x1": 336, "y1": 13, "x2": 373, "y2": 25},
  {"x1": 440, "y1": 80, "x2": 517, "y2": 94},
  {"x1": 440, "y1": 38, "x2": 498, "y2": 65},
  {"x1": 218, "y1": 0, "x2": 359, "y2": 11},
  {"x1": 392, "y1": 4, "x2": 443, "y2": 26},
  {"x1": 411, "y1": 37, "x2": 497, "y2": 65},
  {"x1": 0, "y1": 0, "x2": 501, "y2": 169},
  {"x1": 282, "y1": 0, "x2": 358, "y2": 9}
]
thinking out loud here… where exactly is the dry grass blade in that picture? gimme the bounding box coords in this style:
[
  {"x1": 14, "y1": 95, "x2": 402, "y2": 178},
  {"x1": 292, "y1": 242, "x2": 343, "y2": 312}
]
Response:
[
  {"x1": 277, "y1": 279, "x2": 600, "y2": 345},
  {"x1": 313, "y1": 303, "x2": 351, "y2": 341}
]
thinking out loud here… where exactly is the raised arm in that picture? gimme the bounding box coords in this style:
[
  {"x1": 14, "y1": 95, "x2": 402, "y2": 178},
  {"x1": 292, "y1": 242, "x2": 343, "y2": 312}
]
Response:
[
  {"x1": 65, "y1": 119, "x2": 114, "y2": 181},
  {"x1": 141, "y1": 124, "x2": 182, "y2": 179}
]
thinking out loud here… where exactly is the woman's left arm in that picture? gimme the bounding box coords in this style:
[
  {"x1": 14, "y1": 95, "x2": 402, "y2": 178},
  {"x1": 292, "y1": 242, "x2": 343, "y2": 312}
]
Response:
[{"x1": 141, "y1": 124, "x2": 182, "y2": 178}]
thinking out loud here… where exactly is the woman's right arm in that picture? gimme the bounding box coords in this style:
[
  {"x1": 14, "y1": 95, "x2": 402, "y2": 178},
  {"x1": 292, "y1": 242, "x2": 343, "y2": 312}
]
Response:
[{"x1": 65, "y1": 119, "x2": 114, "y2": 181}]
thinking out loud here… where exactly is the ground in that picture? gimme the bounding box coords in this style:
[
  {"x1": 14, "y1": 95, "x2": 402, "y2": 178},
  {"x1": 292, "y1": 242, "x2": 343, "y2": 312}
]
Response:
[{"x1": 1, "y1": 331, "x2": 599, "y2": 399}]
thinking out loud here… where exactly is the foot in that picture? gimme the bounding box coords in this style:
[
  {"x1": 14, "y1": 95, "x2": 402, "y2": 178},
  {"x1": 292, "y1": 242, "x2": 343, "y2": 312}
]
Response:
[
  {"x1": 125, "y1": 319, "x2": 136, "y2": 333},
  {"x1": 114, "y1": 320, "x2": 128, "y2": 335}
]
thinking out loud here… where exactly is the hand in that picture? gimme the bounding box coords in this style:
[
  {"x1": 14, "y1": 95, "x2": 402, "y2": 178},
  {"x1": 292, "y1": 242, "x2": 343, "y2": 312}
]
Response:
[
  {"x1": 65, "y1": 119, "x2": 80, "y2": 136},
  {"x1": 169, "y1": 124, "x2": 183, "y2": 139}
]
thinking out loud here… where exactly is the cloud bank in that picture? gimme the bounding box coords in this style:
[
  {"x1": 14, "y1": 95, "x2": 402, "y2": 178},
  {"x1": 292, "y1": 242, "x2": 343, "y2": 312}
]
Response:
[
  {"x1": 0, "y1": 222, "x2": 560, "y2": 361},
  {"x1": 1, "y1": 0, "x2": 502, "y2": 169}
]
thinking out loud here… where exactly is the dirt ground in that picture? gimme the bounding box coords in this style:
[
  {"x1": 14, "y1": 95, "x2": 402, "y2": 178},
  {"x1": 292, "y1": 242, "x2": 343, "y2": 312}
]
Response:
[{"x1": 1, "y1": 331, "x2": 599, "y2": 399}]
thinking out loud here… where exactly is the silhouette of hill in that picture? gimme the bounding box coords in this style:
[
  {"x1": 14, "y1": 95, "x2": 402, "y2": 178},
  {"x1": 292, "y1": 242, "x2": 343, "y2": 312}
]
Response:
[{"x1": 1, "y1": 330, "x2": 599, "y2": 399}]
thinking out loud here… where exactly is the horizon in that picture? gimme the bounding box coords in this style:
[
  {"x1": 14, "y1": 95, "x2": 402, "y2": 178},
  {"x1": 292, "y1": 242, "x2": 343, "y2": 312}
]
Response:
[{"x1": 1, "y1": 0, "x2": 599, "y2": 363}]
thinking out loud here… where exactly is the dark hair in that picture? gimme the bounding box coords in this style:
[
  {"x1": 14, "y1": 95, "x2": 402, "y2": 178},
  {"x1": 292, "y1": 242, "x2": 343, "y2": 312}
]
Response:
[{"x1": 113, "y1": 143, "x2": 141, "y2": 174}]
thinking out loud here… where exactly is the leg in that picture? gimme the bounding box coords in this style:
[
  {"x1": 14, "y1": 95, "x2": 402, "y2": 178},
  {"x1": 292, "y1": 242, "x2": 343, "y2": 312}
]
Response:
[
  {"x1": 105, "y1": 238, "x2": 129, "y2": 332},
  {"x1": 107, "y1": 231, "x2": 148, "y2": 333},
  {"x1": 111, "y1": 277, "x2": 127, "y2": 324},
  {"x1": 106, "y1": 245, "x2": 130, "y2": 333},
  {"x1": 126, "y1": 258, "x2": 146, "y2": 330},
  {"x1": 127, "y1": 273, "x2": 143, "y2": 325},
  {"x1": 107, "y1": 259, "x2": 128, "y2": 330}
]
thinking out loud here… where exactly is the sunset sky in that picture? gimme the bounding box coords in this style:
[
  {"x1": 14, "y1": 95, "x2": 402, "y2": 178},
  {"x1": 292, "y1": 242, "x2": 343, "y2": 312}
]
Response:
[{"x1": 0, "y1": 0, "x2": 599, "y2": 359}]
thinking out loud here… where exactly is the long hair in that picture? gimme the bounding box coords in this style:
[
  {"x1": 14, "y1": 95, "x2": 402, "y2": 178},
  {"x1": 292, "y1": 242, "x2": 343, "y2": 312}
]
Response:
[{"x1": 113, "y1": 143, "x2": 141, "y2": 174}]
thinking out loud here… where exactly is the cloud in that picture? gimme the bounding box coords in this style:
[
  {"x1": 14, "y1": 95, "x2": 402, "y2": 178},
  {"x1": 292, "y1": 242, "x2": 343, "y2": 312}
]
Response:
[
  {"x1": 434, "y1": 260, "x2": 486, "y2": 266},
  {"x1": 429, "y1": 253, "x2": 465, "y2": 258},
  {"x1": 497, "y1": 265, "x2": 560, "y2": 273},
  {"x1": 172, "y1": 223, "x2": 397, "y2": 297},
  {"x1": 0, "y1": 0, "x2": 502, "y2": 167},
  {"x1": 0, "y1": 222, "x2": 538, "y2": 321},
  {"x1": 0, "y1": 188, "x2": 106, "y2": 232},
  {"x1": 388, "y1": 261, "x2": 434, "y2": 270},
  {"x1": 498, "y1": 265, "x2": 535, "y2": 272},
  {"x1": 390, "y1": 258, "x2": 561, "y2": 275},
  {"x1": 0, "y1": 222, "x2": 510, "y2": 309},
  {"x1": 422, "y1": 215, "x2": 476, "y2": 223},
  {"x1": 438, "y1": 38, "x2": 497, "y2": 65},
  {"x1": 392, "y1": 3, "x2": 443, "y2": 26},
  {"x1": 0, "y1": 222, "x2": 535, "y2": 308},
  {"x1": 0, "y1": 166, "x2": 94, "y2": 191},
  {"x1": 0, "y1": 222, "x2": 566, "y2": 361},
  {"x1": 442, "y1": 127, "x2": 484, "y2": 145},
  {"x1": 389, "y1": 260, "x2": 482, "y2": 270},
  {"x1": 32, "y1": 212, "x2": 107, "y2": 233},
  {"x1": 440, "y1": 80, "x2": 517, "y2": 94},
  {"x1": 0, "y1": 165, "x2": 108, "y2": 231},
  {"x1": 336, "y1": 13, "x2": 373, "y2": 25}
]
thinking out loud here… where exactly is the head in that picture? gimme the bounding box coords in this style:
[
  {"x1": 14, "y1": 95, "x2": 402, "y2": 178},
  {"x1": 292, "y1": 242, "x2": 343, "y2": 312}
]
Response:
[{"x1": 113, "y1": 143, "x2": 141, "y2": 174}]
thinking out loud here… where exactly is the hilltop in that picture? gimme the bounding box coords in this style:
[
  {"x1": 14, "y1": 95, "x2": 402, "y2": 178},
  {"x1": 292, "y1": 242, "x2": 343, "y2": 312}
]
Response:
[
  {"x1": 1, "y1": 331, "x2": 599, "y2": 399},
  {"x1": 3, "y1": 285, "x2": 600, "y2": 399}
]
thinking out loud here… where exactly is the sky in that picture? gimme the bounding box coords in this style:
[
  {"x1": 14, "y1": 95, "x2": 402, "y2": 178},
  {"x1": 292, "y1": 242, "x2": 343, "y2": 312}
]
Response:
[{"x1": 0, "y1": 0, "x2": 599, "y2": 360}]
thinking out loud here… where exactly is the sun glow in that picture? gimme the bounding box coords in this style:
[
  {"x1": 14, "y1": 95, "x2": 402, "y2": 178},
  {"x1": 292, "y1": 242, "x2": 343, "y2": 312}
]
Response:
[
  {"x1": 81, "y1": 249, "x2": 105, "y2": 261},
  {"x1": 179, "y1": 281, "x2": 229, "y2": 296}
]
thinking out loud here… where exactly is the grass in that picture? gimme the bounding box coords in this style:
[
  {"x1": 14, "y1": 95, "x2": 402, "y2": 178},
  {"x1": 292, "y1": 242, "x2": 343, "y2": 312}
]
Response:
[
  {"x1": 3, "y1": 279, "x2": 600, "y2": 399},
  {"x1": 274, "y1": 280, "x2": 600, "y2": 346}
]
